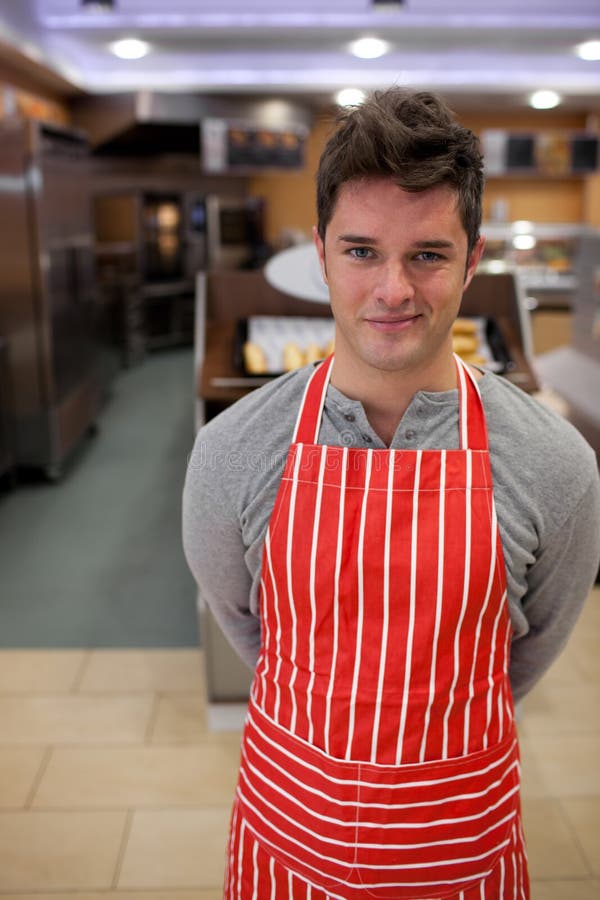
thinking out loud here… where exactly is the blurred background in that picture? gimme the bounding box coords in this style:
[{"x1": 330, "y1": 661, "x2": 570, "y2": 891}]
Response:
[{"x1": 0, "y1": 1, "x2": 598, "y2": 896}]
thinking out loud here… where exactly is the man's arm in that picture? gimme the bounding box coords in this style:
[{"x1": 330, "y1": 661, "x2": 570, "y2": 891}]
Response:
[
  {"x1": 509, "y1": 468, "x2": 600, "y2": 702},
  {"x1": 182, "y1": 434, "x2": 261, "y2": 669}
]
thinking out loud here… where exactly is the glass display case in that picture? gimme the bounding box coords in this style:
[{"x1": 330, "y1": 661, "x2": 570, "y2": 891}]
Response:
[{"x1": 479, "y1": 222, "x2": 599, "y2": 310}]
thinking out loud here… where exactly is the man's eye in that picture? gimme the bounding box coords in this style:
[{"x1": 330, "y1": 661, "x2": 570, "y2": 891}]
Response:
[
  {"x1": 417, "y1": 251, "x2": 443, "y2": 262},
  {"x1": 349, "y1": 247, "x2": 372, "y2": 259}
]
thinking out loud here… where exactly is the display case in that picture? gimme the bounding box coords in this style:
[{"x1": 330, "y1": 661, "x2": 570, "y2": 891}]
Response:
[{"x1": 480, "y1": 222, "x2": 599, "y2": 312}]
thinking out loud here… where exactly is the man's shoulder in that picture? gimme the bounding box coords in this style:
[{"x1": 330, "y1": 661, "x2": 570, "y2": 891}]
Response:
[{"x1": 481, "y1": 371, "x2": 598, "y2": 497}]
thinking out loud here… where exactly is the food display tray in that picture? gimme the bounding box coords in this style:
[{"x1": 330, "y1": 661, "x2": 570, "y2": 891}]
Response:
[{"x1": 234, "y1": 315, "x2": 514, "y2": 377}]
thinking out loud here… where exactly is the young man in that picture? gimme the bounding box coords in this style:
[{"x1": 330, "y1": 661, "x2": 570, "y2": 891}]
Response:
[{"x1": 183, "y1": 90, "x2": 600, "y2": 898}]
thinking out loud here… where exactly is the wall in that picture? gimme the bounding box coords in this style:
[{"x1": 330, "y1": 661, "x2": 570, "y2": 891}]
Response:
[{"x1": 250, "y1": 107, "x2": 597, "y2": 245}]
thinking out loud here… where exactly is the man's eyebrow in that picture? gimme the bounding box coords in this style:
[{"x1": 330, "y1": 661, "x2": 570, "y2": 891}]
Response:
[
  {"x1": 411, "y1": 239, "x2": 456, "y2": 249},
  {"x1": 336, "y1": 235, "x2": 457, "y2": 249},
  {"x1": 337, "y1": 234, "x2": 376, "y2": 244}
]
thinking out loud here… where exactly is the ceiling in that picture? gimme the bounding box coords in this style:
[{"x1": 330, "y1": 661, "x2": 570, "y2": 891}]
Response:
[{"x1": 0, "y1": 0, "x2": 599, "y2": 112}]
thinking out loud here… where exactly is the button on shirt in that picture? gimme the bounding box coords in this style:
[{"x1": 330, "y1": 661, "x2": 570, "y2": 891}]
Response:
[{"x1": 329, "y1": 388, "x2": 427, "y2": 448}]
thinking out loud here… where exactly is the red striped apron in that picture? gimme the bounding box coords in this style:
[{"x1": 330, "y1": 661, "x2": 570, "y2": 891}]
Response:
[{"x1": 226, "y1": 355, "x2": 529, "y2": 899}]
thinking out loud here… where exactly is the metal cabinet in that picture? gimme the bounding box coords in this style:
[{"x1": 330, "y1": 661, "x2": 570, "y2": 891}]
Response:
[{"x1": 0, "y1": 119, "x2": 102, "y2": 477}]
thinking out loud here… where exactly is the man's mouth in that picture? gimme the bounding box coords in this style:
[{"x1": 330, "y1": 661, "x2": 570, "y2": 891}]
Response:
[{"x1": 364, "y1": 314, "x2": 422, "y2": 332}]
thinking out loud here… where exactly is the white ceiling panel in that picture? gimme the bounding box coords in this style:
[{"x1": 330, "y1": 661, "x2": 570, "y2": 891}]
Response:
[{"x1": 0, "y1": 0, "x2": 597, "y2": 109}]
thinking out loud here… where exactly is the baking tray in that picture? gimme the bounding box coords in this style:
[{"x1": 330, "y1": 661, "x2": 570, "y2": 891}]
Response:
[
  {"x1": 234, "y1": 316, "x2": 335, "y2": 375},
  {"x1": 234, "y1": 315, "x2": 514, "y2": 376}
]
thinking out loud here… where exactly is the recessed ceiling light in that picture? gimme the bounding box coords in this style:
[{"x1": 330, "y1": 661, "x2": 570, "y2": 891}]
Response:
[
  {"x1": 529, "y1": 90, "x2": 561, "y2": 110},
  {"x1": 81, "y1": 0, "x2": 115, "y2": 10},
  {"x1": 349, "y1": 37, "x2": 390, "y2": 59},
  {"x1": 109, "y1": 38, "x2": 151, "y2": 60},
  {"x1": 336, "y1": 88, "x2": 367, "y2": 107},
  {"x1": 576, "y1": 40, "x2": 600, "y2": 61}
]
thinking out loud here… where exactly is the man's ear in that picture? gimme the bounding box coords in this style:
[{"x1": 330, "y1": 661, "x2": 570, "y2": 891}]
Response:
[
  {"x1": 313, "y1": 225, "x2": 328, "y2": 283},
  {"x1": 464, "y1": 235, "x2": 486, "y2": 290}
]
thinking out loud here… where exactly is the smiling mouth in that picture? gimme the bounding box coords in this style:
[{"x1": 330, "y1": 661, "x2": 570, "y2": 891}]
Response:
[{"x1": 365, "y1": 314, "x2": 422, "y2": 331}]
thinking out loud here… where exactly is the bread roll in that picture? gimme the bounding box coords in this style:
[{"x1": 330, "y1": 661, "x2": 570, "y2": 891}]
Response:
[
  {"x1": 459, "y1": 352, "x2": 487, "y2": 366},
  {"x1": 452, "y1": 318, "x2": 478, "y2": 335},
  {"x1": 282, "y1": 342, "x2": 305, "y2": 371},
  {"x1": 243, "y1": 341, "x2": 268, "y2": 374},
  {"x1": 304, "y1": 341, "x2": 324, "y2": 364},
  {"x1": 452, "y1": 334, "x2": 479, "y2": 355}
]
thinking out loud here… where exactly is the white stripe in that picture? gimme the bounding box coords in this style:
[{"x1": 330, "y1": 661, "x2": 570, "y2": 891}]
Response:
[
  {"x1": 269, "y1": 855, "x2": 276, "y2": 900},
  {"x1": 240, "y1": 758, "x2": 519, "y2": 839},
  {"x1": 249, "y1": 700, "x2": 518, "y2": 788},
  {"x1": 396, "y1": 450, "x2": 422, "y2": 764},
  {"x1": 239, "y1": 790, "x2": 507, "y2": 881},
  {"x1": 252, "y1": 839, "x2": 259, "y2": 899},
  {"x1": 307, "y1": 445, "x2": 328, "y2": 743},
  {"x1": 480, "y1": 879, "x2": 485, "y2": 898},
  {"x1": 243, "y1": 736, "x2": 520, "y2": 817},
  {"x1": 484, "y1": 590, "x2": 506, "y2": 748},
  {"x1": 420, "y1": 449, "x2": 446, "y2": 762},
  {"x1": 463, "y1": 499, "x2": 498, "y2": 754},
  {"x1": 264, "y1": 533, "x2": 283, "y2": 722},
  {"x1": 370, "y1": 449, "x2": 395, "y2": 763},
  {"x1": 258, "y1": 576, "x2": 269, "y2": 707},
  {"x1": 499, "y1": 854, "x2": 506, "y2": 898},
  {"x1": 288, "y1": 869, "x2": 293, "y2": 895},
  {"x1": 324, "y1": 446, "x2": 347, "y2": 755},
  {"x1": 285, "y1": 446, "x2": 304, "y2": 732},
  {"x1": 227, "y1": 800, "x2": 239, "y2": 899},
  {"x1": 345, "y1": 448, "x2": 373, "y2": 760},
  {"x1": 512, "y1": 823, "x2": 518, "y2": 899},
  {"x1": 456, "y1": 354, "x2": 469, "y2": 449},
  {"x1": 237, "y1": 818, "x2": 245, "y2": 900},
  {"x1": 442, "y1": 449, "x2": 472, "y2": 759}
]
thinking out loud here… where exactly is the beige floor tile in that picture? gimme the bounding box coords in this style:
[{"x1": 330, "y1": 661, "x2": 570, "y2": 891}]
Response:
[
  {"x1": 118, "y1": 807, "x2": 231, "y2": 889},
  {"x1": 0, "y1": 747, "x2": 46, "y2": 808},
  {"x1": 530, "y1": 881, "x2": 600, "y2": 900},
  {"x1": 519, "y1": 738, "x2": 556, "y2": 798},
  {"x1": 150, "y1": 693, "x2": 209, "y2": 743},
  {"x1": 78, "y1": 649, "x2": 204, "y2": 693},
  {"x1": 0, "y1": 810, "x2": 126, "y2": 891},
  {"x1": 573, "y1": 587, "x2": 600, "y2": 635},
  {"x1": 0, "y1": 650, "x2": 86, "y2": 693},
  {"x1": 566, "y1": 633, "x2": 600, "y2": 681},
  {"x1": 0, "y1": 695, "x2": 153, "y2": 744},
  {"x1": 561, "y1": 797, "x2": 600, "y2": 877},
  {"x1": 522, "y1": 797, "x2": 590, "y2": 880},
  {"x1": 33, "y1": 741, "x2": 241, "y2": 808},
  {"x1": 518, "y1": 734, "x2": 600, "y2": 797},
  {"x1": 0, "y1": 893, "x2": 221, "y2": 899},
  {"x1": 518, "y1": 682, "x2": 600, "y2": 736}
]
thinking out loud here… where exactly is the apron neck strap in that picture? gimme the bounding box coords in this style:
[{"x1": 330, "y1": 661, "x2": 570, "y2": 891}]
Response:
[
  {"x1": 292, "y1": 353, "x2": 490, "y2": 451},
  {"x1": 292, "y1": 355, "x2": 334, "y2": 444}
]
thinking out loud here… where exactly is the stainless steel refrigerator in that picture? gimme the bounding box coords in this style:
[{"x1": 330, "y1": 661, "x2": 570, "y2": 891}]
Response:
[{"x1": 0, "y1": 118, "x2": 101, "y2": 478}]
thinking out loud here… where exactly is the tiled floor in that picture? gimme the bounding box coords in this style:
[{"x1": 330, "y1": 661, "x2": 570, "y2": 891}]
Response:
[{"x1": 0, "y1": 589, "x2": 598, "y2": 899}]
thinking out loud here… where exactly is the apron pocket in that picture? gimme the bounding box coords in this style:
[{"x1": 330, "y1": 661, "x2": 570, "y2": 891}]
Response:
[
  {"x1": 352, "y1": 731, "x2": 521, "y2": 899},
  {"x1": 237, "y1": 701, "x2": 521, "y2": 899}
]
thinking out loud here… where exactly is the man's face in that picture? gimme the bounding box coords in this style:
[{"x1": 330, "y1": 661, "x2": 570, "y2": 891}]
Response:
[{"x1": 314, "y1": 178, "x2": 484, "y2": 381}]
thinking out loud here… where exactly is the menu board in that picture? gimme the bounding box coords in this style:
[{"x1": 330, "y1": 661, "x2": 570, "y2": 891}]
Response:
[
  {"x1": 482, "y1": 129, "x2": 599, "y2": 176},
  {"x1": 202, "y1": 118, "x2": 306, "y2": 173}
]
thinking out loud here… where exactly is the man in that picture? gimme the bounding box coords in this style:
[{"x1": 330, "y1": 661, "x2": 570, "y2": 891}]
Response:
[{"x1": 183, "y1": 89, "x2": 600, "y2": 898}]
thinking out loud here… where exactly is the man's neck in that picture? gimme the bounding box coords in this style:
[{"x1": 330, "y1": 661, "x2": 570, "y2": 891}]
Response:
[{"x1": 330, "y1": 351, "x2": 457, "y2": 447}]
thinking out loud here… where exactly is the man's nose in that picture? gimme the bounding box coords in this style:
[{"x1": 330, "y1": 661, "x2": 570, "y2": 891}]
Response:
[{"x1": 373, "y1": 261, "x2": 415, "y2": 306}]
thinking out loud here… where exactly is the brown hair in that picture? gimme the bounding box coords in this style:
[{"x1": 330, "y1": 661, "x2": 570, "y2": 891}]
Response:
[{"x1": 316, "y1": 89, "x2": 484, "y2": 254}]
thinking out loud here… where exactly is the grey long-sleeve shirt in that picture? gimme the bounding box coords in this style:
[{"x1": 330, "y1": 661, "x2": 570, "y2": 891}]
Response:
[{"x1": 183, "y1": 365, "x2": 600, "y2": 702}]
